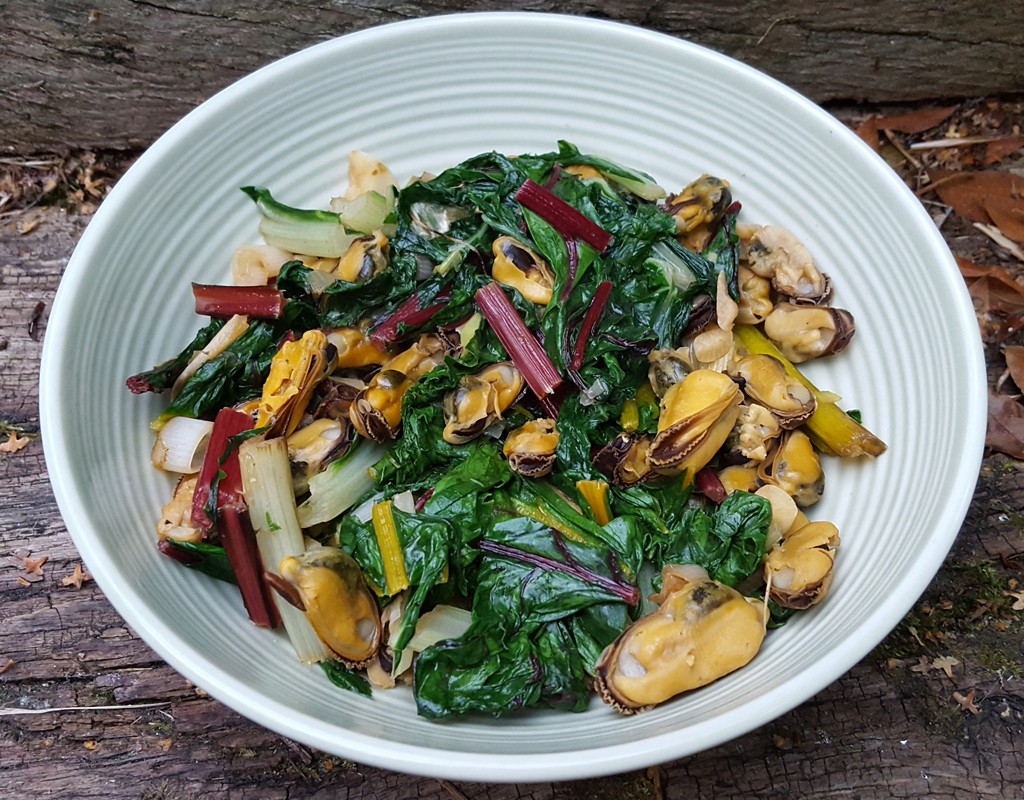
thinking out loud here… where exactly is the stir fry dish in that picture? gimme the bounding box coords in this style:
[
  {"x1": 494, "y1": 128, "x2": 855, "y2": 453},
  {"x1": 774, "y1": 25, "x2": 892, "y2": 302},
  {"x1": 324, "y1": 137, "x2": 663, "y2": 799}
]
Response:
[{"x1": 127, "y1": 142, "x2": 886, "y2": 718}]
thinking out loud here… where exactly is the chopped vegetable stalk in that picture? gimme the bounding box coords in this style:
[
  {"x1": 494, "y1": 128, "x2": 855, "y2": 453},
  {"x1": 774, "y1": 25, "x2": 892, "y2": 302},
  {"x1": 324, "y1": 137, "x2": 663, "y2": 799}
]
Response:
[
  {"x1": 295, "y1": 438, "x2": 384, "y2": 528},
  {"x1": 185, "y1": 409, "x2": 279, "y2": 627},
  {"x1": 219, "y1": 506, "x2": 281, "y2": 629},
  {"x1": 515, "y1": 179, "x2": 613, "y2": 252},
  {"x1": 169, "y1": 314, "x2": 250, "y2": 401},
  {"x1": 694, "y1": 467, "x2": 727, "y2": 503},
  {"x1": 328, "y1": 188, "x2": 396, "y2": 235},
  {"x1": 475, "y1": 282, "x2": 563, "y2": 407},
  {"x1": 371, "y1": 500, "x2": 410, "y2": 597},
  {"x1": 240, "y1": 436, "x2": 330, "y2": 664},
  {"x1": 406, "y1": 604, "x2": 473, "y2": 652},
  {"x1": 241, "y1": 186, "x2": 358, "y2": 258},
  {"x1": 576, "y1": 479, "x2": 613, "y2": 525},
  {"x1": 510, "y1": 496, "x2": 590, "y2": 545},
  {"x1": 645, "y1": 239, "x2": 698, "y2": 291},
  {"x1": 619, "y1": 400, "x2": 640, "y2": 432},
  {"x1": 732, "y1": 324, "x2": 887, "y2": 457},
  {"x1": 370, "y1": 290, "x2": 451, "y2": 347},
  {"x1": 571, "y1": 280, "x2": 613, "y2": 371},
  {"x1": 190, "y1": 407, "x2": 254, "y2": 531},
  {"x1": 192, "y1": 283, "x2": 284, "y2": 320}
]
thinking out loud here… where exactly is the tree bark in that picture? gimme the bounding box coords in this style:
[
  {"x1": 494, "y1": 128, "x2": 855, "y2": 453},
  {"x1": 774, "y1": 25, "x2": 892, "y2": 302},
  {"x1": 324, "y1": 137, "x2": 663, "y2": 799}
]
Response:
[{"x1": 2, "y1": 1, "x2": 1023, "y2": 154}]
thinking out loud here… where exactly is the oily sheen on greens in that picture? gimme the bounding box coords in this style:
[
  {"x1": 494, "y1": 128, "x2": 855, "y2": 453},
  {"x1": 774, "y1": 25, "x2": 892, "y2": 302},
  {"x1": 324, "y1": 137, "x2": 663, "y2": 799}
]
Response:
[{"x1": 139, "y1": 141, "x2": 777, "y2": 719}]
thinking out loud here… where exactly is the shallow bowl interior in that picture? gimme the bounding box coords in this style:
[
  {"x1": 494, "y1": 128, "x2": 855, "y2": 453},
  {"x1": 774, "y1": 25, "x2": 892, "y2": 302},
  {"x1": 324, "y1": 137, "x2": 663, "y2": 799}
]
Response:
[{"x1": 40, "y1": 11, "x2": 986, "y2": 782}]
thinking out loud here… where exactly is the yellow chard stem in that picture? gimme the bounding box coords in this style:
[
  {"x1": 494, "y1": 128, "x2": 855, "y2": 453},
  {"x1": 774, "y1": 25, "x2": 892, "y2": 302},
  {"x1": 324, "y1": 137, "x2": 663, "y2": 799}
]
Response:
[
  {"x1": 371, "y1": 500, "x2": 410, "y2": 596},
  {"x1": 619, "y1": 399, "x2": 640, "y2": 432},
  {"x1": 510, "y1": 497, "x2": 589, "y2": 545},
  {"x1": 733, "y1": 324, "x2": 887, "y2": 458},
  {"x1": 576, "y1": 480, "x2": 613, "y2": 526}
]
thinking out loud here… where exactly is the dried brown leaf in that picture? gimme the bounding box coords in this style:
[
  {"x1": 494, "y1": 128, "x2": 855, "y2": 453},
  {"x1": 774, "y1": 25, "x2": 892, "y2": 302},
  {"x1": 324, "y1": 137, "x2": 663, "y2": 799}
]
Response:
[
  {"x1": 0, "y1": 432, "x2": 30, "y2": 453},
  {"x1": 953, "y1": 689, "x2": 981, "y2": 715},
  {"x1": 879, "y1": 106, "x2": 958, "y2": 134},
  {"x1": 932, "y1": 655, "x2": 960, "y2": 679},
  {"x1": 855, "y1": 118, "x2": 882, "y2": 152},
  {"x1": 22, "y1": 555, "x2": 47, "y2": 575},
  {"x1": 857, "y1": 106, "x2": 958, "y2": 152},
  {"x1": 929, "y1": 170, "x2": 1024, "y2": 223},
  {"x1": 958, "y1": 258, "x2": 1024, "y2": 316},
  {"x1": 61, "y1": 563, "x2": 92, "y2": 589},
  {"x1": 984, "y1": 196, "x2": 1024, "y2": 243},
  {"x1": 1006, "y1": 346, "x2": 1024, "y2": 394},
  {"x1": 987, "y1": 391, "x2": 1024, "y2": 459},
  {"x1": 984, "y1": 136, "x2": 1024, "y2": 165},
  {"x1": 910, "y1": 655, "x2": 932, "y2": 673},
  {"x1": 1005, "y1": 590, "x2": 1024, "y2": 611}
]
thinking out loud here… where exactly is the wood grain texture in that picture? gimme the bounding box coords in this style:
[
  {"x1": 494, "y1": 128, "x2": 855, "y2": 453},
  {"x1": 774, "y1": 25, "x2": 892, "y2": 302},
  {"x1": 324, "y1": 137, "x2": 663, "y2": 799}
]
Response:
[
  {"x1": 2, "y1": 207, "x2": 1023, "y2": 798},
  {"x1": 2, "y1": 1, "x2": 1023, "y2": 154}
]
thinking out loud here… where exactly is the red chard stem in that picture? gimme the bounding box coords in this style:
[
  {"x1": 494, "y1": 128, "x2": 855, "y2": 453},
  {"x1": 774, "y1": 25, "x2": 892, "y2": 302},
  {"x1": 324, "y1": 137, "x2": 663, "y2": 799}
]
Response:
[
  {"x1": 514, "y1": 180, "x2": 612, "y2": 252},
  {"x1": 192, "y1": 283, "x2": 284, "y2": 319},
  {"x1": 475, "y1": 282, "x2": 563, "y2": 405}
]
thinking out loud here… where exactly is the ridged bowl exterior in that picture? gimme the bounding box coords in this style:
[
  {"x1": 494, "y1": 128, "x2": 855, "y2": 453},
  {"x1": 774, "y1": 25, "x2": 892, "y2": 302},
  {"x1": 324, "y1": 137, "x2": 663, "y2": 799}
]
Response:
[{"x1": 40, "y1": 12, "x2": 986, "y2": 782}]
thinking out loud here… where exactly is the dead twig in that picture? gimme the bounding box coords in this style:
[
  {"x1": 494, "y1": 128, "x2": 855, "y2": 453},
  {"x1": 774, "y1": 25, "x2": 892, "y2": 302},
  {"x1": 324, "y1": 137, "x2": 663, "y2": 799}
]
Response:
[
  {"x1": 974, "y1": 222, "x2": 1024, "y2": 263},
  {"x1": 0, "y1": 701, "x2": 170, "y2": 717}
]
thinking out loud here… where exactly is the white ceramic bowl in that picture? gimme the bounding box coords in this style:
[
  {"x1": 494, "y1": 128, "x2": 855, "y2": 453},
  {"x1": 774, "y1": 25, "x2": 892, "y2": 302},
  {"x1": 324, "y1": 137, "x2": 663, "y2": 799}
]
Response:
[{"x1": 40, "y1": 12, "x2": 986, "y2": 782}]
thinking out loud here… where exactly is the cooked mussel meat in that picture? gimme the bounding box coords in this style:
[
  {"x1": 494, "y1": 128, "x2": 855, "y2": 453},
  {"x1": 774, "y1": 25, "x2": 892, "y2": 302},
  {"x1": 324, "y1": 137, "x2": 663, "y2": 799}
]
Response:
[
  {"x1": 273, "y1": 546, "x2": 382, "y2": 668},
  {"x1": 349, "y1": 334, "x2": 445, "y2": 441},
  {"x1": 326, "y1": 324, "x2": 390, "y2": 369},
  {"x1": 647, "y1": 349, "x2": 690, "y2": 398},
  {"x1": 736, "y1": 266, "x2": 773, "y2": 325},
  {"x1": 286, "y1": 418, "x2": 351, "y2": 476},
  {"x1": 334, "y1": 231, "x2": 390, "y2": 283},
  {"x1": 647, "y1": 369, "x2": 743, "y2": 475},
  {"x1": 731, "y1": 353, "x2": 816, "y2": 429},
  {"x1": 503, "y1": 418, "x2": 559, "y2": 477},
  {"x1": 491, "y1": 236, "x2": 555, "y2": 305},
  {"x1": 593, "y1": 431, "x2": 654, "y2": 487},
  {"x1": 745, "y1": 225, "x2": 831, "y2": 305},
  {"x1": 728, "y1": 403, "x2": 782, "y2": 463},
  {"x1": 758, "y1": 429, "x2": 824, "y2": 507},
  {"x1": 256, "y1": 329, "x2": 338, "y2": 438},
  {"x1": 594, "y1": 565, "x2": 765, "y2": 714},
  {"x1": 443, "y1": 362, "x2": 524, "y2": 444},
  {"x1": 764, "y1": 520, "x2": 840, "y2": 609},
  {"x1": 718, "y1": 464, "x2": 760, "y2": 495},
  {"x1": 664, "y1": 174, "x2": 732, "y2": 234},
  {"x1": 763, "y1": 303, "x2": 855, "y2": 363}
]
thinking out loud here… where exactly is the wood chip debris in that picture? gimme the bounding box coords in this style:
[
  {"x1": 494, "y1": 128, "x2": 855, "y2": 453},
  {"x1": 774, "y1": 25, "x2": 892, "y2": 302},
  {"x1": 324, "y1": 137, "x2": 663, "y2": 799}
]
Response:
[{"x1": 28, "y1": 300, "x2": 45, "y2": 341}]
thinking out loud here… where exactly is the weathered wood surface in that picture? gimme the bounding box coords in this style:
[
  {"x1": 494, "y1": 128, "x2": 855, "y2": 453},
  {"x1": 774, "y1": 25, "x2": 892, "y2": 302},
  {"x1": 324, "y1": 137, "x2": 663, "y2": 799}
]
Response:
[
  {"x1": 2, "y1": 183, "x2": 1024, "y2": 795},
  {"x1": 3, "y1": 1, "x2": 1024, "y2": 154}
]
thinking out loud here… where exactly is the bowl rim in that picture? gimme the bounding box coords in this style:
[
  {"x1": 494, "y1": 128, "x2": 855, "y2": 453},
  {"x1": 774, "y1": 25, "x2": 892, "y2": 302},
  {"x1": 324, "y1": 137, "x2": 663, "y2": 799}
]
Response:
[{"x1": 39, "y1": 10, "x2": 988, "y2": 782}]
